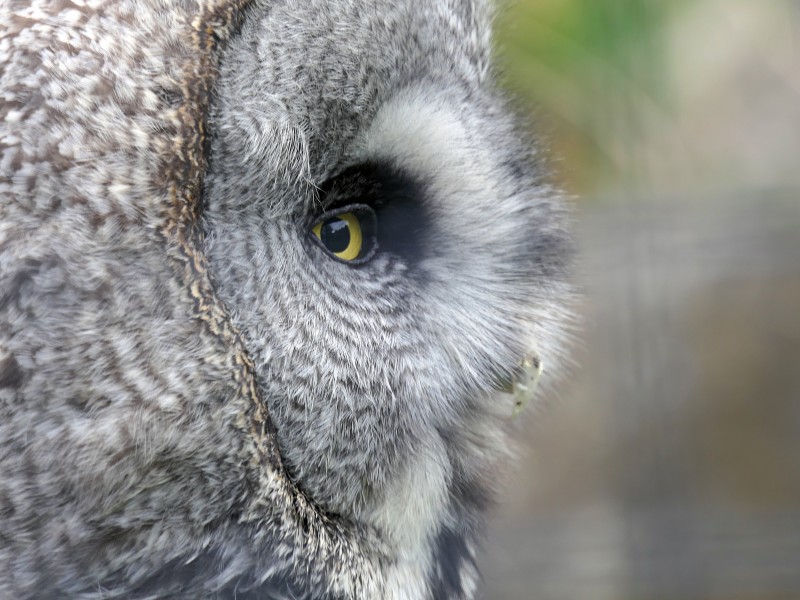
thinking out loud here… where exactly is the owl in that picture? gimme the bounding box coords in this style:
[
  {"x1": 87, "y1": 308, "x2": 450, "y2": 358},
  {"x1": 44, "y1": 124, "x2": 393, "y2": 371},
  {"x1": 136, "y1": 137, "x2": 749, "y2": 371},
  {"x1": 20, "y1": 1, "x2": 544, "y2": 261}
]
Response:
[{"x1": 0, "y1": 1, "x2": 573, "y2": 599}]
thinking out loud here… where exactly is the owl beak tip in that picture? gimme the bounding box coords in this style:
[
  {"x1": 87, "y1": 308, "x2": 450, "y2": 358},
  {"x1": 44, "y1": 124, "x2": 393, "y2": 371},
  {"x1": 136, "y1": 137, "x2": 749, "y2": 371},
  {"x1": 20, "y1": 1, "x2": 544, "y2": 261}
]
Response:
[{"x1": 494, "y1": 352, "x2": 543, "y2": 417}]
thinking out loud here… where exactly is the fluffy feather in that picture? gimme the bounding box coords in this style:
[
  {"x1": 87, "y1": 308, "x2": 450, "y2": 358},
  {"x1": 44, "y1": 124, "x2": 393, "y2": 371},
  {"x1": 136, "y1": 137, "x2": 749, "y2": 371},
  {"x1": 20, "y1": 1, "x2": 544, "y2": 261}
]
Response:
[{"x1": 0, "y1": 1, "x2": 573, "y2": 598}]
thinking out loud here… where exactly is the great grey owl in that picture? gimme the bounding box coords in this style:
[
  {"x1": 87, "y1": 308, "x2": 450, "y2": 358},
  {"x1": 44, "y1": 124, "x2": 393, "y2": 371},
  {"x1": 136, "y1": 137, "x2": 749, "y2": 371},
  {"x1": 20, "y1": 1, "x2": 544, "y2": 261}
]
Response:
[{"x1": 0, "y1": 1, "x2": 573, "y2": 599}]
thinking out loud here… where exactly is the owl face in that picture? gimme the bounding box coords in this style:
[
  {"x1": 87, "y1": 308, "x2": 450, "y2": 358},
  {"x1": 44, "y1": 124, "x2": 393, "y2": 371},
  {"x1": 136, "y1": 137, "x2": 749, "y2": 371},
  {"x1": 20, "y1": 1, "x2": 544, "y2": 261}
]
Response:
[{"x1": 205, "y1": 0, "x2": 572, "y2": 558}]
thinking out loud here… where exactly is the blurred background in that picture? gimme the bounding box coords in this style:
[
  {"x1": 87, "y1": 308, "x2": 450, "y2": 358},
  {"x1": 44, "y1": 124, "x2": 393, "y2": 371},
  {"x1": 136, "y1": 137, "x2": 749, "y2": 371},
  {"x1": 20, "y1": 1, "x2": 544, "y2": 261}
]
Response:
[{"x1": 482, "y1": 1, "x2": 800, "y2": 599}]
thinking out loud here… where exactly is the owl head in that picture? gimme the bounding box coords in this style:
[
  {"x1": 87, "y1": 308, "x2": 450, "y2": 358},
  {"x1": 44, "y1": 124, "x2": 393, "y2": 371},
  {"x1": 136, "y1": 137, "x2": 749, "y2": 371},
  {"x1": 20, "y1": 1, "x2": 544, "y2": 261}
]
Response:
[
  {"x1": 204, "y1": 0, "x2": 573, "y2": 593},
  {"x1": 0, "y1": 0, "x2": 572, "y2": 598}
]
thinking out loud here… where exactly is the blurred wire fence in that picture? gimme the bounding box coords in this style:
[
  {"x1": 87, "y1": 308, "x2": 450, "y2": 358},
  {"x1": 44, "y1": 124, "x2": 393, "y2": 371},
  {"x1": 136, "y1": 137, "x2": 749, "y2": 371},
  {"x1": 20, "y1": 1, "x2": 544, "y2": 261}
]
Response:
[{"x1": 483, "y1": 1, "x2": 800, "y2": 598}]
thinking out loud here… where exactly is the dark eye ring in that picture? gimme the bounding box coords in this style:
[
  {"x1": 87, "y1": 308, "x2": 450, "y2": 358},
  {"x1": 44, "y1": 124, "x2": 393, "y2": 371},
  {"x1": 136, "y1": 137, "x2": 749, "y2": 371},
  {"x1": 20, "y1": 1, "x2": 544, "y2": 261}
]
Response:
[{"x1": 309, "y1": 203, "x2": 378, "y2": 265}]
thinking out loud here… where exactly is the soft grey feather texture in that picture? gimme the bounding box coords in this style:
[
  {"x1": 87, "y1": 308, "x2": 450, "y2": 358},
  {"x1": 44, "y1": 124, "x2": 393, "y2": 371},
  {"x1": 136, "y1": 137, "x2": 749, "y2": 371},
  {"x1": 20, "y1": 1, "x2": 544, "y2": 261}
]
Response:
[{"x1": 0, "y1": 1, "x2": 573, "y2": 599}]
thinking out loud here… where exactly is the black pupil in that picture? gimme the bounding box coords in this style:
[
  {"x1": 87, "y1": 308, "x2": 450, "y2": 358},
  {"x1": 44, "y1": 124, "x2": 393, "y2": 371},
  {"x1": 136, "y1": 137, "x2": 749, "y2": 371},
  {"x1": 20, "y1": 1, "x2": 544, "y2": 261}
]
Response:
[{"x1": 320, "y1": 217, "x2": 351, "y2": 253}]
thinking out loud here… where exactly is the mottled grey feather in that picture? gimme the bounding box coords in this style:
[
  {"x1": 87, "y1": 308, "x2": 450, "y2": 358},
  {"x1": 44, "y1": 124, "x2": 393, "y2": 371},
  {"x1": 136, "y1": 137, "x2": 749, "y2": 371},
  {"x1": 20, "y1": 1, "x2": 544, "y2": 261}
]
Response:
[{"x1": 0, "y1": 1, "x2": 573, "y2": 598}]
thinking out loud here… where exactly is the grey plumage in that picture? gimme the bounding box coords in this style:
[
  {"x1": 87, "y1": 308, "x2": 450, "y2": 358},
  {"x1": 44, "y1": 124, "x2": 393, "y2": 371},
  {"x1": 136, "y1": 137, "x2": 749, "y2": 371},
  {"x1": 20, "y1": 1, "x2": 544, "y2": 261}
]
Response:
[{"x1": 0, "y1": 1, "x2": 573, "y2": 599}]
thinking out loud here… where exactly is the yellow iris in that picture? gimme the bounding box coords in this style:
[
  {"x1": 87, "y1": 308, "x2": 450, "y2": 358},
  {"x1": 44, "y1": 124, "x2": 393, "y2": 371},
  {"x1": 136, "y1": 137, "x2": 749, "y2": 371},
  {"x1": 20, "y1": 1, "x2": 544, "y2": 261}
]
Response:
[{"x1": 312, "y1": 212, "x2": 363, "y2": 261}]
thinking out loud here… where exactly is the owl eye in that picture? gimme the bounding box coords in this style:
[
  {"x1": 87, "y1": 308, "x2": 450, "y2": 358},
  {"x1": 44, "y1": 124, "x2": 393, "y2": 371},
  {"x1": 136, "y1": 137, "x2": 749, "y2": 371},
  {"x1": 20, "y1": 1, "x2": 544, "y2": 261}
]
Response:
[{"x1": 310, "y1": 204, "x2": 377, "y2": 264}]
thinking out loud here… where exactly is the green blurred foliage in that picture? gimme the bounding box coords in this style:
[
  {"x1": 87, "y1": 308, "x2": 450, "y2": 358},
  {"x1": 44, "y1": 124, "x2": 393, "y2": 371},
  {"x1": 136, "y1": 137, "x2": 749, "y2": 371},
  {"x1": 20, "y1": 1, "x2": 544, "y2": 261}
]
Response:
[{"x1": 496, "y1": 0, "x2": 686, "y2": 193}]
